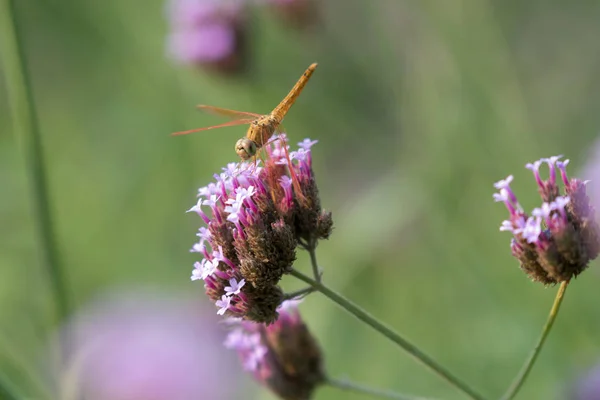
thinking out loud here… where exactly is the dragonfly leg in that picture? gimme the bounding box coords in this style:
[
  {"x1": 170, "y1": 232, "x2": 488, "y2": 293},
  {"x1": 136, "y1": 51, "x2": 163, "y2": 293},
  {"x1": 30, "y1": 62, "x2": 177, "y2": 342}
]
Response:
[{"x1": 269, "y1": 129, "x2": 308, "y2": 205}]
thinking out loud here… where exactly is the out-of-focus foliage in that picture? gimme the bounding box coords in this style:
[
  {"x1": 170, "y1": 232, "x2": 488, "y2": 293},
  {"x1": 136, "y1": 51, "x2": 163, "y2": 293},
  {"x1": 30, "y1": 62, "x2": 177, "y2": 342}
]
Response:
[{"x1": 2, "y1": 1, "x2": 600, "y2": 399}]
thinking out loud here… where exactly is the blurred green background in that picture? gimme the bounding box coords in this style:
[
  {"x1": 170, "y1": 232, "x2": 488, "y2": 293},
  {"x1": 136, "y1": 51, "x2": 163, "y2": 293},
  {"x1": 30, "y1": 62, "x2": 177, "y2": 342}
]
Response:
[{"x1": 2, "y1": 0, "x2": 600, "y2": 399}]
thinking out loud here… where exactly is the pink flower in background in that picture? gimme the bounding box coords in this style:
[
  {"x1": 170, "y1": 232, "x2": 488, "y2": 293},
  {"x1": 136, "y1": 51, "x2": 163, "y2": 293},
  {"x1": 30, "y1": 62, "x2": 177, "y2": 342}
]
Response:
[
  {"x1": 264, "y1": 0, "x2": 318, "y2": 29},
  {"x1": 573, "y1": 363, "x2": 600, "y2": 399},
  {"x1": 582, "y1": 139, "x2": 600, "y2": 214},
  {"x1": 164, "y1": 0, "x2": 320, "y2": 72},
  {"x1": 55, "y1": 289, "x2": 240, "y2": 400},
  {"x1": 168, "y1": 25, "x2": 236, "y2": 64},
  {"x1": 166, "y1": 0, "x2": 231, "y2": 26},
  {"x1": 165, "y1": 0, "x2": 247, "y2": 73}
]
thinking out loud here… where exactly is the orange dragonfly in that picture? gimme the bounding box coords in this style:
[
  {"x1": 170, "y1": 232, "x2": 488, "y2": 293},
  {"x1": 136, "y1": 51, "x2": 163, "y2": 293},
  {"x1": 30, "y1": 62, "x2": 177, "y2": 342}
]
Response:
[{"x1": 172, "y1": 63, "x2": 318, "y2": 161}]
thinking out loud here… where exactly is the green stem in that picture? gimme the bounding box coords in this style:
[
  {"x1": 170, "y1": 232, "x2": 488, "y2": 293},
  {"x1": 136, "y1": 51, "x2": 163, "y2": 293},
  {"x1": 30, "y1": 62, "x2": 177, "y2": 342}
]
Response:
[
  {"x1": 499, "y1": 281, "x2": 569, "y2": 400},
  {"x1": 290, "y1": 268, "x2": 485, "y2": 400},
  {"x1": 308, "y1": 240, "x2": 321, "y2": 282},
  {"x1": 0, "y1": 0, "x2": 70, "y2": 323},
  {"x1": 327, "y1": 377, "x2": 438, "y2": 400},
  {"x1": 0, "y1": 373, "x2": 22, "y2": 400},
  {"x1": 283, "y1": 286, "x2": 315, "y2": 300}
]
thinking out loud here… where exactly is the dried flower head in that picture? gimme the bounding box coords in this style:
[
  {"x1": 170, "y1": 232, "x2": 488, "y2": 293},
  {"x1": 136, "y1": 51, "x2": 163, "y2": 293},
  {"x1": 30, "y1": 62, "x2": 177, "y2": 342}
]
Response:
[
  {"x1": 188, "y1": 137, "x2": 332, "y2": 322},
  {"x1": 165, "y1": 0, "x2": 247, "y2": 73},
  {"x1": 224, "y1": 300, "x2": 325, "y2": 400},
  {"x1": 494, "y1": 156, "x2": 600, "y2": 284}
]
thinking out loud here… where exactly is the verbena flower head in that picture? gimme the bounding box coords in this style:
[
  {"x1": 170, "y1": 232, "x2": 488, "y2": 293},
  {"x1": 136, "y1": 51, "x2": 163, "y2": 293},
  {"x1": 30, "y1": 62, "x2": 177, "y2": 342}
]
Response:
[
  {"x1": 165, "y1": 0, "x2": 246, "y2": 73},
  {"x1": 54, "y1": 290, "x2": 239, "y2": 400},
  {"x1": 224, "y1": 300, "x2": 325, "y2": 400},
  {"x1": 494, "y1": 156, "x2": 600, "y2": 284},
  {"x1": 188, "y1": 137, "x2": 332, "y2": 322}
]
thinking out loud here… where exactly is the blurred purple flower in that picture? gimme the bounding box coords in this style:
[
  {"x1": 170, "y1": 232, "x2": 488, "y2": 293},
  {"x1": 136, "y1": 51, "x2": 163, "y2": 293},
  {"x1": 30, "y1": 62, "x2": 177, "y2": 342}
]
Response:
[
  {"x1": 167, "y1": 0, "x2": 239, "y2": 27},
  {"x1": 224, "y1": 300, "x2": 324, "y2": 400},
  {"x1": 582, "y1": 140, "x2": 600, "y2": 213},
  {"x1": 573, "y1": 363, "x2": 600, "y2": 400},
  {"x1": 54, "y1": 289, "x2": 240, "y2": 400},
  {"x1": 264, "y1": 0, "x2": 318, "y2": 29},
  {"x1": 167, "y1": 24, "x2": 236, "y2": 63},
  {"x1": 165, "y1": 0, "x2": 247, "y2": 72},
  {"x1": 494, "y1": 156, "x2": 600, "y2": 284}
]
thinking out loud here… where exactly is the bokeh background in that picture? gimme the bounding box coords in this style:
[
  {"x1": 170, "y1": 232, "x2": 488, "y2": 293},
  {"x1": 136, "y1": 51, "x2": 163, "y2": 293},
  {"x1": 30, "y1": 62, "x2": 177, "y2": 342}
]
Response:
[{"x1": 2, "y1": 0, "x2": 600, "y2": 399}]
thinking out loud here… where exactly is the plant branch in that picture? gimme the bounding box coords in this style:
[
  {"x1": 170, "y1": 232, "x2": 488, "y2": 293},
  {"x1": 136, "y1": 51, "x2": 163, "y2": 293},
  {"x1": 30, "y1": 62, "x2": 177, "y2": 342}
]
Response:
[
  {"x1": 327, "y1": 377, "x2": 438, "y2": 400},
  {"x1": 283, "y1": 286, "x2": 315, "y2": 300},
  {"x1": 499, "y1": 280, "x2": 569, "y2": 400},
  {"x1": 290, "y1": 268, "x2": 485, "y2": 400},
  {"x1": 307, "y1": 241, "x2": 321, "y2": 282},
  {"x1": 0, "y1": 373, "x2": 22, "y2": 400}
]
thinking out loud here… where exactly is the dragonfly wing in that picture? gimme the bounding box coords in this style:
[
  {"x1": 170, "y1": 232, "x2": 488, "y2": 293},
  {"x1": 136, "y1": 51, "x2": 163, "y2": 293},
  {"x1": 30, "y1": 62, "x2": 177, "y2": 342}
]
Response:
[
  {"x1": 172, "y1": 118, "x2": 255, "y2": 136},
  {"x1": 197, "y1": 105, "x2": 262, "y2": 119}
]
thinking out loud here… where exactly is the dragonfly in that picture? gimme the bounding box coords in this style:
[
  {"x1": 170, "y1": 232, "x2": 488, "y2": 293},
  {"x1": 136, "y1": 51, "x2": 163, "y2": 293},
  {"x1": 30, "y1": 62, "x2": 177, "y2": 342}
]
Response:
[{"x1": 172, "y1": 63, "x2": 318, "y2": 161}]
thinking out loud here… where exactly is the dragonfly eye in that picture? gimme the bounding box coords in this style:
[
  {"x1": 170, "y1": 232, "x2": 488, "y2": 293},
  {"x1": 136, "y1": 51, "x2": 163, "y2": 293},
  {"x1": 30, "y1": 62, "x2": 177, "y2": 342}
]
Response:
[{"x1": 235, "y1": 138, "x2": 257, "y2": 160}]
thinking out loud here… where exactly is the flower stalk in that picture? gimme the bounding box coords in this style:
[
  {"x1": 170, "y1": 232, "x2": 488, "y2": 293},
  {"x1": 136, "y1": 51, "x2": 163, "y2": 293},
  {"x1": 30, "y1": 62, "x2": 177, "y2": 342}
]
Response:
[
  {"x1": 0, "y1": 0, "x2": 70, "y2": 323},
  {"x1": 0, "y1": 373, "x2": 21, "y2": 400},
  {"x1": 499, "y1": 280, "x2": 569, "y2": 400},
  {"x1": 307, "y1": 239, "x2": 322, "y2": 282},
  {"x1": 326, "y1": 377, "x2": 437, "y2": 400},
  {"x1": 291, "y1": 248, "x2": 486, "y2": 400},
  {"x1": 283, "y1": 286, "x2": 315, "y2": 300}
]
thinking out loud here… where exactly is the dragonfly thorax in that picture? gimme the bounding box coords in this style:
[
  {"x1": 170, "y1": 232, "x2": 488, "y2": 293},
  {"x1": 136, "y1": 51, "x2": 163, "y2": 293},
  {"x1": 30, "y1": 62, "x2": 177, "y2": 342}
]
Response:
[{"x1": 247, "y1": 117, "x2": 278, "y2": 146}]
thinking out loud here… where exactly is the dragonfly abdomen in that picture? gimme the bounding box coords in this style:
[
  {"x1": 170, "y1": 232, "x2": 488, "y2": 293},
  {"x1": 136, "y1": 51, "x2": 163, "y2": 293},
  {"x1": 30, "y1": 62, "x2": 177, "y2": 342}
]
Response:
[{"x1": 270, "y1": 63, "x2": 317, "y2": 121}]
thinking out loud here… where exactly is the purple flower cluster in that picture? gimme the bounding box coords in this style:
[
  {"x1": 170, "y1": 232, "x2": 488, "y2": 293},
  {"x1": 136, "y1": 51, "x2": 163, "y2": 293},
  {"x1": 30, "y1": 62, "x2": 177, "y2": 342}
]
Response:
[
  {"x1": 224, "y1": 300, "x2": 324, "y2": 400},
  {"x1": 165, "y1": 0, "x2": 246, "y2": 72},
  {"x1": 188, "y1": 136, "x2": 332, "y2": 322},
  {"x1": 494, "y1": 156, "x2": 600, "y2": 284}
]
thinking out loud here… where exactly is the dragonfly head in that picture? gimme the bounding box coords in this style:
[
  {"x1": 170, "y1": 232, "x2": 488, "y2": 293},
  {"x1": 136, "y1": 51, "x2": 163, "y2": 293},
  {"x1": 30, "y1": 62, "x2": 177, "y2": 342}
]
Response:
[{"x1": 235, "y1": 138, "x2": 257, "y2": 160}]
